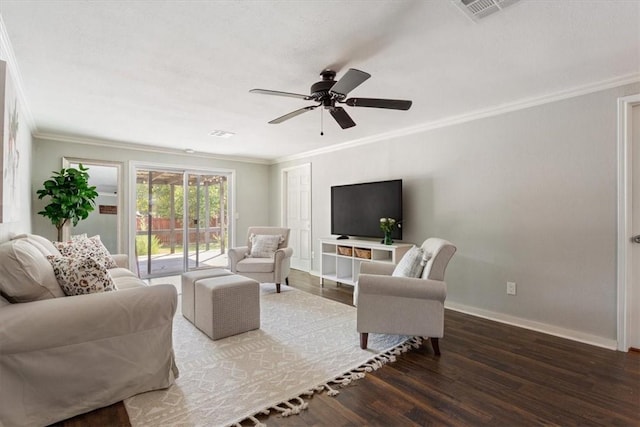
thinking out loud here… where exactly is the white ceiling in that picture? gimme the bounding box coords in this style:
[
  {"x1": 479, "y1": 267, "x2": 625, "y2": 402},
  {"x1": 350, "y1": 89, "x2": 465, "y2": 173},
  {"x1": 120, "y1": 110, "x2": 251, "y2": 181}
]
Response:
[{"x1": 1, "y1": 1, "x2": 639, "y2": 162}]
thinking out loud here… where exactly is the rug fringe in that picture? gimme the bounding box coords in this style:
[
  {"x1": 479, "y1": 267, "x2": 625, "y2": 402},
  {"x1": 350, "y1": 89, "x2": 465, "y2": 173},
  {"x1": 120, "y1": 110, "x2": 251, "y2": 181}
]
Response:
[{"x1": 229, "y1": 336, "x2": 422, "y2": 426}]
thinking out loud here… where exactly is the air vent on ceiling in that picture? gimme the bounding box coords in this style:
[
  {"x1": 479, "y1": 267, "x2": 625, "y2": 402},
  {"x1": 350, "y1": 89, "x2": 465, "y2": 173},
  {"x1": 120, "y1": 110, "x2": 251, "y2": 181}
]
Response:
[
  {"x1": 208, "y1": 129, "x2": 235, "y2": 138},
  {"x1": 453, "y1": 0, "x2": 520, "y2": 21}
]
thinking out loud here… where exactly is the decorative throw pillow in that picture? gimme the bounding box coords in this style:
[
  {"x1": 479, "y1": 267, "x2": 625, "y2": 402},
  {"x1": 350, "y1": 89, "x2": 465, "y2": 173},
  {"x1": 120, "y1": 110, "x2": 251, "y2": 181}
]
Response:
[
  {"x1": 248, "y1": 234, "x2": 283, "y2": 258},
  {"x1": 46, "y1": 255, "x2": 117, "y2": 296},
  {"x1": 392, "y1": 245, "x2": 431, "y2": 278},
  {"x1": 54, "y1": 235, "x2": 117, "y2": 269}
]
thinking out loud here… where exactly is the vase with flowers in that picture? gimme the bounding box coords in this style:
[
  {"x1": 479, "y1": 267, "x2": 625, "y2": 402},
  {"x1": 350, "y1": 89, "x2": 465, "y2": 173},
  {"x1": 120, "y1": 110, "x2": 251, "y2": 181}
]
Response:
[{"x1": 379, "y1": 217, "x2": 397, "y2": 245}]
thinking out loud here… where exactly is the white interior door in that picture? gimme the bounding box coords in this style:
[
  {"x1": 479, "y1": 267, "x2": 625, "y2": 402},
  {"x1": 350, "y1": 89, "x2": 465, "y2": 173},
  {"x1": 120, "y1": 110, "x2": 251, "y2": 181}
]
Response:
[
  {"x1": 630, "y1": 105, "x2": 640, "y2": 349},
  {"x1": 282, "y1": 164, "x2": 312, "y2": 271}
]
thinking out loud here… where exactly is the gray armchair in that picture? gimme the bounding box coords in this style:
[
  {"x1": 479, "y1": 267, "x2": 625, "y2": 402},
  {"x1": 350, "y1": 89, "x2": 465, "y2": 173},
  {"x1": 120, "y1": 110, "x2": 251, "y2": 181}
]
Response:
[
  {"x1": 355, "y1": 238, "x2": 456, "y2": 355},
  {"x1": 228, "y1": 227, "x2": 293, "y2": 293}
]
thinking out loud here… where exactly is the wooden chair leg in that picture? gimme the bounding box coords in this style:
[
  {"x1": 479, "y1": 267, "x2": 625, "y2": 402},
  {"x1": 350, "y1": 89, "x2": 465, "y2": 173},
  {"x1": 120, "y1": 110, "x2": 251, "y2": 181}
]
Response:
[
  {"x1": 275, "y1": 283, "x2": 281, "y2": 293},
  {"x1": 430, "y1": 337, "x2": 441, "y2": 356},
  {"x1": 360, "y1": 333, "x2": 369, "y2": 349}
]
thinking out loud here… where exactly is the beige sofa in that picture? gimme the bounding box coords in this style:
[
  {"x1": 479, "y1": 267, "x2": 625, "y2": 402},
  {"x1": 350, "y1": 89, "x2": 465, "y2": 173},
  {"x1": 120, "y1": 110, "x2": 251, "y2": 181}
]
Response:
[{"x1": 0, "y1": 234, "x2": 178, "y2": 427}]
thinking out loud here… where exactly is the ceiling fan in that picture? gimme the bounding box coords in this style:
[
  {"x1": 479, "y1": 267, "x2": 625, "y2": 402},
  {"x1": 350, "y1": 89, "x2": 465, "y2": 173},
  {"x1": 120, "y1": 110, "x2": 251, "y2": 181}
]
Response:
[{"x1": 250, "y1": 68, "x2": 412, "y2": 130}]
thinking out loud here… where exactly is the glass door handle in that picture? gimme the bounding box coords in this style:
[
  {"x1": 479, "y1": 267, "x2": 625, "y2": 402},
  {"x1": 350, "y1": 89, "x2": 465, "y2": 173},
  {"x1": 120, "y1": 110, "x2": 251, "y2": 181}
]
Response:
[{"x1": 633, "y1": 235, "x2": 640, "y2": 244}]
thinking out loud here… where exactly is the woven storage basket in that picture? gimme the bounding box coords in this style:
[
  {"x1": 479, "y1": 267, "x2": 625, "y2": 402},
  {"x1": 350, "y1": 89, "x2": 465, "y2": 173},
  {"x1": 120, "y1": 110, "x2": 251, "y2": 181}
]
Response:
[
  {"x1": 337, "y1": 246, "x2": 353, "y2": 256},
  {"x1": 354, "y1": 248, "x2": 372, "y2": 259}
]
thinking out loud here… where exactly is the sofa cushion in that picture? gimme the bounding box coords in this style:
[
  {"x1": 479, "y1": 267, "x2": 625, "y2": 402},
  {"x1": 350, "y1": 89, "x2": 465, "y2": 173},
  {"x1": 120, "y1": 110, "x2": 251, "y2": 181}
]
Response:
[
  {"x1": 47, "y1": 255, "x2": 117, "y2": 296},
  {"x1": 248, "y1": 234, "x2": 283, "y2": 258},
  {"x1": 54, "y1": 235, "x2": 117, "y2": 269},
  {"x1": 10, "y1": 233, "x2": 61, "y2": 257},
  {"x1": 0, "y1": 294, "x2": 11, "y2": 307},
  {"x1": 236, "y1": 257, "x2": 276, "y2": 273},
  {"x1": 0, "y1": 239, "x2": 65, "y2": 302},
  {"x1": 108, "y1": 267, "x2": 138, "y2": 280},
  {"x1": 113, "y1": 276, "x2": 147, "y2": 290}
]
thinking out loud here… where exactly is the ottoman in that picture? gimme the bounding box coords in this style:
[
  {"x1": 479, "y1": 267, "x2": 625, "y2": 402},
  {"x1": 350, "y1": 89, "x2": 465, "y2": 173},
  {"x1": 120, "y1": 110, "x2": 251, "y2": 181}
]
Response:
[
  {"x1": 181, "y1": 269, "x2": 233, "y2": 324},
  {"x1": 194, "y1": 274, "x2": 260, "y2": 340}
]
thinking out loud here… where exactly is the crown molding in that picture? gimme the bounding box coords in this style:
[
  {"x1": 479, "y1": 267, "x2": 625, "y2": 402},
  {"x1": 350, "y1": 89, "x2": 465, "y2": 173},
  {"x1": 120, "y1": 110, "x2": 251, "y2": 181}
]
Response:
[
  {"x1": 272, "y1": 72, "x2": 640, "y2": 165},
  {"x1": 0, "y1": 15, "x2": 37, "y2": 131},
  {"x1": 33, "y1": 132, "x2": 271, "y2": 165}
]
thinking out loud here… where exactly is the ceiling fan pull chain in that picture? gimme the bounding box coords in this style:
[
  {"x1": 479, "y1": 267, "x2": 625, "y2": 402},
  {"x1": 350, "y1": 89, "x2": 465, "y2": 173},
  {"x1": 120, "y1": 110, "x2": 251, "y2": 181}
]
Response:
[{"x1": 320, "y1": 108, "x2": 324, "y2": 136}]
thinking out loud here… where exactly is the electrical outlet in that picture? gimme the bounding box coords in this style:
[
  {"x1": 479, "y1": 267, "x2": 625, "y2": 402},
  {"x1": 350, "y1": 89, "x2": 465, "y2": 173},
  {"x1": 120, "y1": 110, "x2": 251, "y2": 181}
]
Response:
[{"x1": 507, "y1": 282, "x2": 517, "y2": 295}]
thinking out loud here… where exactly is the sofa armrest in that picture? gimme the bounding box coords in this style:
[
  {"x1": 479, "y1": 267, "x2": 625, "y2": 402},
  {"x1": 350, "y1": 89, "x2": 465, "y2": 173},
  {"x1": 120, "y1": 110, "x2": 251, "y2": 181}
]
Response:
[
  {"x1": 360, "y1": 262, "x2": 395, "y2": 276},
  {"x1": 0, "y1": 285, "x2": 177, "y2": 355},
  {"x1": 357, "y1": 274, "x2": 446, "y2": 302},
  {"x1": 111, "y1": 253, "x2": 129, "y2": 269},
  {"x1": 228, "y1": 246, "x2": 249, "y2": 272}
]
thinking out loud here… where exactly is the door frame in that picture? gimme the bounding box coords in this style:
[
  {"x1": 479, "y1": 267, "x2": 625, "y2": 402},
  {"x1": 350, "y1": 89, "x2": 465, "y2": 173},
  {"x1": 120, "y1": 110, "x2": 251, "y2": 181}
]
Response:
[
  {"x1": 281, "y1": 163, "x2": 312, "y2": 271},
  {"x1": 129, "y1": 161, "x2": 236, "y2": 277},
  {"x1": 616, "y1": 93, "x2": 640, "y2": 351},
  {"x1": 63, "y1": 157, "x2": 124, "y2": 253}
]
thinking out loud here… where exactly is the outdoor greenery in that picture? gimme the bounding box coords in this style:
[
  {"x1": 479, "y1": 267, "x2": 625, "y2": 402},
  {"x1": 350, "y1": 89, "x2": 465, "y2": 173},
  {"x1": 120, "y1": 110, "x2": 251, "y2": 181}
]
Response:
[
  {"x1": 135, "y1": 235, "x2": 163, "y2": 255},
  {"x1": 135, "y1": 177, "x2": 227, "y2": 226},
  {"x1": 36, "y1": 164, "x2": 99, "y2": 241}
]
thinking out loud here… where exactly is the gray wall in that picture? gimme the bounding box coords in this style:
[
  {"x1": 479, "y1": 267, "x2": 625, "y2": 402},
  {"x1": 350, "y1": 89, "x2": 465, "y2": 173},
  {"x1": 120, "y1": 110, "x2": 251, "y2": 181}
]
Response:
[
  {"x1": 32, "y1": 138, "x2": 271, "y2": 249},
  {"x1": 270, "y1": 82, "x2": 640, "y2": 345},
  {"x1": 72, "y1": 192, "x2": 119, "y2": 254}
]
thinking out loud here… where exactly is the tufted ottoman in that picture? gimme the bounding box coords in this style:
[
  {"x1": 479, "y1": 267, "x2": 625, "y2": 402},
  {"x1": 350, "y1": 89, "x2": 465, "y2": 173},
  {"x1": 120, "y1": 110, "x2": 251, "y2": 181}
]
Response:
[
  {"x1": 182, "y1": 270, "x2": 260, "y2": 340},
  {"x1": 181, "y1": 269, "x2": 233, "y2": 324}
]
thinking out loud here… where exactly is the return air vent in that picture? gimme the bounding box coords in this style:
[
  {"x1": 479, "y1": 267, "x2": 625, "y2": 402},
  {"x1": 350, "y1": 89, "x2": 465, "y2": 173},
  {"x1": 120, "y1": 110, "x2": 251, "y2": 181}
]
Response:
[{"x1": 453, "y1": 0, "x2": 520, "y2": 21}]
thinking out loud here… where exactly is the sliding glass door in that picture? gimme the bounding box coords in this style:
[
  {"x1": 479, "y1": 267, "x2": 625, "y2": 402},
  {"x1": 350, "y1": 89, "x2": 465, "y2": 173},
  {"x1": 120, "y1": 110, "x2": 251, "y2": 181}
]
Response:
[
  {"x1": 186, "y1": 173, "x2": 228, "y2": 270},
  {"x1": 135, "y1": 166, "x2": 231, "y2": 279}
]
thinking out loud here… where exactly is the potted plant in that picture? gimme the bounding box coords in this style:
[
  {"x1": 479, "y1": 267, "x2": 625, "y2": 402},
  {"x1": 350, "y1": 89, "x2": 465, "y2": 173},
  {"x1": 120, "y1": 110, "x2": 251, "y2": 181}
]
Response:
[{"x1": 37, "y1": 163, "x2": 99, "y2": 241}]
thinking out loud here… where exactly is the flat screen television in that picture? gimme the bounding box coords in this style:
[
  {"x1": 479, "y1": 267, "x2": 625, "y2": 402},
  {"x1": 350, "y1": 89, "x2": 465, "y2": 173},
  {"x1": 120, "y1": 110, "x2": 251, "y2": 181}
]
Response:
[{"x1": 331, "y1": 179, "x2": 402, "y2": 240}]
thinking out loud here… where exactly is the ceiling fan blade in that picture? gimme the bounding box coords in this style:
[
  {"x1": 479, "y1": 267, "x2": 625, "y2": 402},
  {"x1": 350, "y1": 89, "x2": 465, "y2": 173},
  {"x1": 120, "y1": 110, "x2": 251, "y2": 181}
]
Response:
[
  {"x1": 329, "y1": 68, "x2": 371, "y2": 98},
  {"x1": 250, "y1": 89, "x2": 312, "y2": 100},
  {"x1": 268, "y1": 105, "x2": 317, "y2": 124},
  {"x1": 345, "y1": 98, "x2": 412, "y2": 110},
  {"x1": 330, "y1": 107, "x2": 356, "y2": 129}
]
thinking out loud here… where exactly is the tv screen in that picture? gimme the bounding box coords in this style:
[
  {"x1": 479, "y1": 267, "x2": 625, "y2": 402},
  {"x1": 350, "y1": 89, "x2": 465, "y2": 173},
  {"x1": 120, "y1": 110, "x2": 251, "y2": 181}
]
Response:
[{"x1": 331, "y1": 179, "x2": 402, "y2": 240}]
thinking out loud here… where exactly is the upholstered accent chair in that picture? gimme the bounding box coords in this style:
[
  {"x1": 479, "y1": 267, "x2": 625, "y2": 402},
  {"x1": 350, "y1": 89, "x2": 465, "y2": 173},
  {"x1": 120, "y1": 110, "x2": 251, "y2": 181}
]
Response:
[
  {"x1": 355, "y1": 238, "x2": 456, "y2": 355},
  {"x1": 228, "y1": 227, "x2": 293, "y2": 293}
]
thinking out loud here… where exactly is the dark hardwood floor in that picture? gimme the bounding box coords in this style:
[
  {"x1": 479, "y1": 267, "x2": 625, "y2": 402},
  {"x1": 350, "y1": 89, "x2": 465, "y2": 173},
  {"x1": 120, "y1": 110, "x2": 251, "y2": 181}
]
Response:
[{"x1": 53, "y1": 269, "x2": 640, "y2": 426}]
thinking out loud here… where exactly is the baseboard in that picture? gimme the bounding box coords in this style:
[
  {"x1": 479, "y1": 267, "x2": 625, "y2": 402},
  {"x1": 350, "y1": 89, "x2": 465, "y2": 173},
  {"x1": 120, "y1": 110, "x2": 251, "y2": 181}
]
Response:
[
  {"x1": 303, "y1": 270, "x2": 618, "y2": 350},
  {"x1": 445, "y1": 301, "x2": 618, "y2": 350}
]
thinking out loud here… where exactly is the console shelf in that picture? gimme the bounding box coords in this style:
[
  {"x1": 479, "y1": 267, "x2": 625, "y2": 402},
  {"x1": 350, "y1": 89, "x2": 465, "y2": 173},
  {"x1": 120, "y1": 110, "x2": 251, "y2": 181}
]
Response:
[{"x1": 319, "y1": 238, "x2": 413, "y2": 287}]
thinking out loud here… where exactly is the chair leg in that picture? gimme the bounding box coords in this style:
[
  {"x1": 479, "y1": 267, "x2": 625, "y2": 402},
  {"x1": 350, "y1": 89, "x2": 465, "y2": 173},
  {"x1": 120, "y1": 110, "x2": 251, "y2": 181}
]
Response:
[
  {"x1": 360, "y1": 333, "x2": 368, "y2": 349},
  {"x1": 275, "y1": 283, "x2": 281, "y2": 293},
  {"x1": 285, "y1": 277, "x2": 289, "y2": 286},
  {"x1": 430, "y1": 337, "x2": 441, "y2": 356}
]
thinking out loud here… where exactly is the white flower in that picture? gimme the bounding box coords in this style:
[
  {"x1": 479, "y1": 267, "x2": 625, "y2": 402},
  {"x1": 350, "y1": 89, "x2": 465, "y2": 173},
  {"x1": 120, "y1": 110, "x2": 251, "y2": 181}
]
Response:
[{"x1": 380, "y1": 218, "x2": 387, "y2": 223}]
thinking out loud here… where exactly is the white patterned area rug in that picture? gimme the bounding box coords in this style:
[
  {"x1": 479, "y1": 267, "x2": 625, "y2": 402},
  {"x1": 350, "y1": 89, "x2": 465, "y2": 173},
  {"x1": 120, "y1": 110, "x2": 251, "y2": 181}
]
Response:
[{"x1": 124, "y1": 285, "x2": 420, "y2": 427}]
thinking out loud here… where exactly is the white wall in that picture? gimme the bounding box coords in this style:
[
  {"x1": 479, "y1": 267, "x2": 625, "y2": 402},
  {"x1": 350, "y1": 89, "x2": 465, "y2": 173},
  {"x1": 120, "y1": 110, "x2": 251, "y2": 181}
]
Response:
[
  {"x1": 32, "y1": 138, "x2": 270, "y2": 248},
  {"x1": 270, "y1": 82, "x2": 640, "y2": 347},
  {"x1": 0, "y1": 37, "x2": 32, "y2": 242}
]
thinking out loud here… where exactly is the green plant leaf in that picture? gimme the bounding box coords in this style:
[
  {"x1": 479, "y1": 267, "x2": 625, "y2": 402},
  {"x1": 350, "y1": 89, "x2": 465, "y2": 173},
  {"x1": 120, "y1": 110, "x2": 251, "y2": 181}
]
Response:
[{"x1": 36, "y1": 165, "x2": 98, "y2": 235}]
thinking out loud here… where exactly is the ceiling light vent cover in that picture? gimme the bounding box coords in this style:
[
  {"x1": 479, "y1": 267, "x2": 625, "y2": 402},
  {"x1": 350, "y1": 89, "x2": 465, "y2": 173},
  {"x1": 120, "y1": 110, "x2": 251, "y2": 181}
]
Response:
[
  {"x1": 453, "y1": 0, "x2": 520, "y2": 21},
  {"x1": 209, "y1": 130, "x2": 235, "y2": 138}
]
